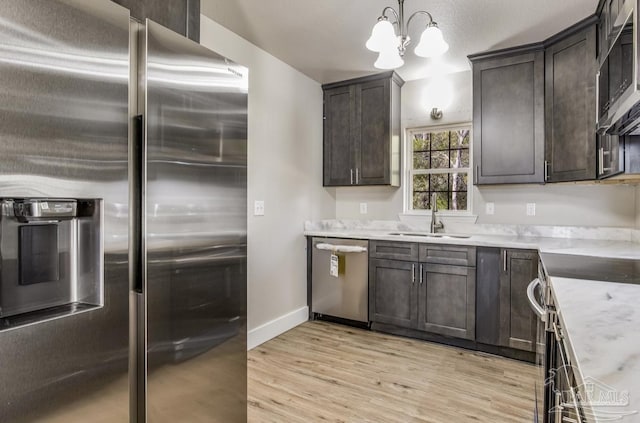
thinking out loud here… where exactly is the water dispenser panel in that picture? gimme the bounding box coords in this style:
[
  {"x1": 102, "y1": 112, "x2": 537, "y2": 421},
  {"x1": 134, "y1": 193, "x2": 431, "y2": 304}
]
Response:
[
  {"x1": 13, "y1": 199, "x2": 77, "y2": 222},
  {"x1": 0, "y1": 197, "x2": 103, "y2": 327},
  {"x1": 18, "y1": 224, "x2": 60, "y2": 285}
]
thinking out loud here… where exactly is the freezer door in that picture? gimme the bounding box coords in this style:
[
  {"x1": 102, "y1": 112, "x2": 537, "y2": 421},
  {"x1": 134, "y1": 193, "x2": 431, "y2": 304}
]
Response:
[
  {"x1": 138, "y1": 20, "x2": 248, "y2": 423},
  {"x1": 0, "y1": 1, "x2": 130, "y2": 422}
]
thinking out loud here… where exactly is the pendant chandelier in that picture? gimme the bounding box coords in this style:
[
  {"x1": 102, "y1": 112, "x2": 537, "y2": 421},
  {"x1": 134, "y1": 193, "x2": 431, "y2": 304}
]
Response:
[{"x1": 366, "y1": 0, "x2": 449, "y2": 70}]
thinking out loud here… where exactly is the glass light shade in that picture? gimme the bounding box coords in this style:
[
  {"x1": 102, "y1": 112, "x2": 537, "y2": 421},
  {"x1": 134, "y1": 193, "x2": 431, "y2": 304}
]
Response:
[
  {"x1": 366, "y1": 19, "x2": 397, "y2": 52},
  {"x1": 414, "y1": 25, "x2": 449, "y2": 58},
  {"x1": 374, "y1": 47, "x2": 404, "y2": 70}
]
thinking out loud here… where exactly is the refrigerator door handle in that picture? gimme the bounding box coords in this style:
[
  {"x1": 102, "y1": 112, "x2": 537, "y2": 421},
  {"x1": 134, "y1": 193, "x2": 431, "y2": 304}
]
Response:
[{"x1": 131, "y1": 114, "x2": 145, "y2": 294}]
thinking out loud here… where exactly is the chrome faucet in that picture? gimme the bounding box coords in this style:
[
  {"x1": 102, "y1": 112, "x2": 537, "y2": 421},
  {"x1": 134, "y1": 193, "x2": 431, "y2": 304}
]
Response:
[{"x1": 430, "y1": 193, "x2": 444, "y2": 233}]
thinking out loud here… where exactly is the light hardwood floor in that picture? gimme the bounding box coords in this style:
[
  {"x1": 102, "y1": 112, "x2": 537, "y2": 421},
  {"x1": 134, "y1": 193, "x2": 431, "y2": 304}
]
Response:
[{"x1": 248, "y1": 321, "x2": 537, "y2": 423}]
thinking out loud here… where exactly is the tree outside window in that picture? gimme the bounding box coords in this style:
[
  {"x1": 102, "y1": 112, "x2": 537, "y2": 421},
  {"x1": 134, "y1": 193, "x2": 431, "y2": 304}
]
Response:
[{"x1": 408, "y1": 125, "x2": 471, "y2": 212}]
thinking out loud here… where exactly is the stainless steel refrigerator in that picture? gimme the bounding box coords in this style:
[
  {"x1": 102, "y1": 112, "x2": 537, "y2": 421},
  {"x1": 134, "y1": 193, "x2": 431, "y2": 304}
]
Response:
[{"x1": 0, "y1": 1, "x2": 248, "y2": 422}]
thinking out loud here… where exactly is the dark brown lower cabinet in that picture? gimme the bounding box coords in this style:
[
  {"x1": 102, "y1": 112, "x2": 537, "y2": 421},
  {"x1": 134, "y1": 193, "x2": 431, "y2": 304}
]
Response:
[
  {"x1": 368, "y1": 243, "x2": 538, "y2": 362},
  {"x1": 369, "y1": 257, "x2": 475, "y2": 341},
  {"x1": 499, "y1": 249, "x2": 538, "y2": 351},
  {"x1": 418, "y1": 264, "x2": 476, "y2": 340},
  {"x1": 477, "y1": 247, "x2": 538, "y2": 353},
  {"x1": 369, "y1": 258, "x2": 417, "y2": 328}
]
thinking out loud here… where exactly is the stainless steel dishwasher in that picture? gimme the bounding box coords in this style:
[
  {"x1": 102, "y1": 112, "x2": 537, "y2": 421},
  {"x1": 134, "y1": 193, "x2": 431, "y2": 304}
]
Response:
[{"x1": 311, "y1": 238, "x2": 369, "y2": 324}]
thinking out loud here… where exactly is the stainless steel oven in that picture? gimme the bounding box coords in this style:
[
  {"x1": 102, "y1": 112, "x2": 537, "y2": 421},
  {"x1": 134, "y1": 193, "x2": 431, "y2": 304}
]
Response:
[
  {"x1": 528, "y1": 261, "x2": 587, "y2": 423},
  {"x1": 545, "y1": 301, "x2": 587, "y2": 423},
  {"x1": 527, "y1": 262, "x2": 549, "y2": 423}
]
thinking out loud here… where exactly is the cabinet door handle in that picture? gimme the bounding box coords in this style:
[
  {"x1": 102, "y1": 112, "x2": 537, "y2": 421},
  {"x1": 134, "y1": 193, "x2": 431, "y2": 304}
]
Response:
[
  {"x1": 595, "y1": 71, "x2": 600, "y2": 124},
  {"x1": 474, "y1": 165, "x2": 479, "y2": 182},
  {"x1": 350, "y1": 169, "x2": 354, "y2": 185},
  {"x1": 544, "y1": 160, "x2": 549, "y2": 181},
  {"x1": 599, "y1": 147, "x2": 604, "y2": 176},
  {"x1": 412, "y1": 264, "x2": 415, "y2": 284},
  {"x1": 419, "y1": 264, "x2": 423, "y2": 285},
  {"x1": 503, "y1": 250, "x2": 508, "y2": 272},
  {"x1": 356, "y1": 168, "x2": 359, "y2": 184}
]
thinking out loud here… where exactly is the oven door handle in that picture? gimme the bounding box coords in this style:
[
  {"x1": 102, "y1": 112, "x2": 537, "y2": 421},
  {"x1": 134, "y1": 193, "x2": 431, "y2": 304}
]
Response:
[{"x1": 527, "y1": 278, "x2": 547, "y2": 322}]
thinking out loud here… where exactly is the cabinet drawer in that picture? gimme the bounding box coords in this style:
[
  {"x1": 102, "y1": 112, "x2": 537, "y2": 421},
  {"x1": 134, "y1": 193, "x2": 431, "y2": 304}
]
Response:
[
  {"x1": 369, "y1": 241, "x2": 418, "y2": 261},
  {"x1": 419, "y1": 244, "x2": 476, "y2": 267}
]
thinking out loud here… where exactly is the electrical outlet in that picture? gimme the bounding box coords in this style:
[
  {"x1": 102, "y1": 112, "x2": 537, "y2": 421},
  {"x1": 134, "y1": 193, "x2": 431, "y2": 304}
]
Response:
[
  {"x1": 254, "y1": 200, "x2": 265, "y2": 216},
  {"x1": 485, "y1": 202, "x2": 495, "y2": 215},
  {"x1": 359, "y1": 203, "x2": 368, "y2": 214},
  {"x1": 526, "y1": 203, "x2": 536, "y2": 216}
]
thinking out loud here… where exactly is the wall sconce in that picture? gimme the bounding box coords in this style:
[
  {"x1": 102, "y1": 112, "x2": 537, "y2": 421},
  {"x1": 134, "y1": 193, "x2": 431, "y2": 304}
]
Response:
[{"x1": 423, "y1": 75, "x2": 452, "y2": 121}]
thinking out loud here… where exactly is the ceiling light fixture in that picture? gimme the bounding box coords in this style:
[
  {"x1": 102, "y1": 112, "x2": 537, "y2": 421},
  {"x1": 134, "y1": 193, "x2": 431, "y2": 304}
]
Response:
[{"x1": 366, "y1": 0, "x2": 449, "y2": 70}]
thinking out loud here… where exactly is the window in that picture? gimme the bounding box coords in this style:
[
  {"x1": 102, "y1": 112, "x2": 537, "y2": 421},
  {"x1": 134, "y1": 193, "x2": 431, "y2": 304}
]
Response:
[{"x1": 406, "y1": 124, "x2": 471, "y2": 212}]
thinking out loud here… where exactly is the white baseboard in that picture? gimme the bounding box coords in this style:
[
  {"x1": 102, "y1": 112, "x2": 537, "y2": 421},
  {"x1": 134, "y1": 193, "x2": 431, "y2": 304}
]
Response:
[{"x1": 247, "y1": 306, "x2": 309, "y2": 350}]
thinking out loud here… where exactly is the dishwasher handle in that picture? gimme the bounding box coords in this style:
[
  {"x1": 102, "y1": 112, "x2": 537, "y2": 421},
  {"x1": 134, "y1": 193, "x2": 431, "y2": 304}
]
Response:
[
  {"x1": 527, "y1": 278, "x2": 547, "y2": 322},
  {"x1": 315, "y1": 243, "x2": 368, "y2": 254}
]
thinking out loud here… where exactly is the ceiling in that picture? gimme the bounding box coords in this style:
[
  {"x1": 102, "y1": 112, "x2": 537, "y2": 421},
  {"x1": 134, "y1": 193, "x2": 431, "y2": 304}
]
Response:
[{"x1": 200, "y1": 0, "x2": 599, "y2": 84}]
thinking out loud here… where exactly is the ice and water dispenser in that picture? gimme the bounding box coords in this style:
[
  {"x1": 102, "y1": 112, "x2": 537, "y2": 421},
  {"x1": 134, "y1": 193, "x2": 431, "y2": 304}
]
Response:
[{"x1": 0, "y1": 198, "x2": 103, "y2": 328}]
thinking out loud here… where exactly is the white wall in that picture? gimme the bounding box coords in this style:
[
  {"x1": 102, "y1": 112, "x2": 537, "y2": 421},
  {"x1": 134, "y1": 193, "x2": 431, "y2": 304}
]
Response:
[
  {"x1": 335, "y1": 70, "x2": 638, "y2": 228},
  {"x1": 200, "y1": 16, "x2": 335, "y2": 343},
  {"x1": 335, "y1": 186, "x2": 402, "y2": 219},
  {"x1": 475, "y1": 183, "x2": 636, "y2": 227}
]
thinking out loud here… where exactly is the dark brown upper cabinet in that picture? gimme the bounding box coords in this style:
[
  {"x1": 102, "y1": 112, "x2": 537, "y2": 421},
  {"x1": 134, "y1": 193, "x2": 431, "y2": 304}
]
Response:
[
  {"x1": 469, "y1": 16, "x2": 598, "y2": 186},
  {"x1": 322, "y1": 72, "x2": 403, "y2": 187},
  {"x1": 111, "y1": 0, "x2": 200, "y2": 42},
  {"x1": 545, "y1": 22, "x2": 597, "y2": 182},
  {"x1": 470, "y1": 47, "x2": 545, "y2": 185}
]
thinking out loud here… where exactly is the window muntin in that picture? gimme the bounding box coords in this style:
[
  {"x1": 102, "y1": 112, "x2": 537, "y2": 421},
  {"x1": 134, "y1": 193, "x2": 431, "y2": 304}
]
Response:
[{"x1": 408, "y1": 126, "x2": 471, "y2": 212}]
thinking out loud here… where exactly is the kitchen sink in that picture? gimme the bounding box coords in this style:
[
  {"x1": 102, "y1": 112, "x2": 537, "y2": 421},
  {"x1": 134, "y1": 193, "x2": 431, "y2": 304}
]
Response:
[{"x1": 387, "y1": 232, "x2": 471, "y2": 239}]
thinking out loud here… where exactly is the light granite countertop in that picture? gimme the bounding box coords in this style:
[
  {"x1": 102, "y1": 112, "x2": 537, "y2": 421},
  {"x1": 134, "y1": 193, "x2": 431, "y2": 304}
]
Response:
[
  {"x1": 304, "y1": 228, "x2": 640, "y2": 260},
  {"x1": 550, "y1": 277, "x2": 640, "y2": 422}
]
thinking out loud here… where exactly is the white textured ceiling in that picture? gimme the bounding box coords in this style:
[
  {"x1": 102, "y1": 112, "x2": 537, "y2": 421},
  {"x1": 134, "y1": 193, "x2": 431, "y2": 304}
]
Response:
[{"x1": 201, "y1": 0, "x2": 598, "y2": 84}]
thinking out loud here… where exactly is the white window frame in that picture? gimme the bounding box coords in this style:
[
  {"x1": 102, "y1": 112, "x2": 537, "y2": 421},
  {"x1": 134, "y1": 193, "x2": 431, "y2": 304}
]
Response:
[{"x1": 403, "y1": 122, "x2": 473, "y2": 216}]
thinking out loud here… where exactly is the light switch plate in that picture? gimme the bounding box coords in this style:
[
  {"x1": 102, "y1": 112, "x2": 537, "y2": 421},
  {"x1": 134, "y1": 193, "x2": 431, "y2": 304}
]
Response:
[
  {"x1": 254, "y1": 200, "x2": 265, "y2": 216},
  {"x1": 485, "y1": 202, "x2": 495, "y2": 215},
  {"x1": 526, "y1": 203, "x2": 536, "y2": 216},
  {"x1": 359, "y1": 203, "x2": 368, "y2": 214}
]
